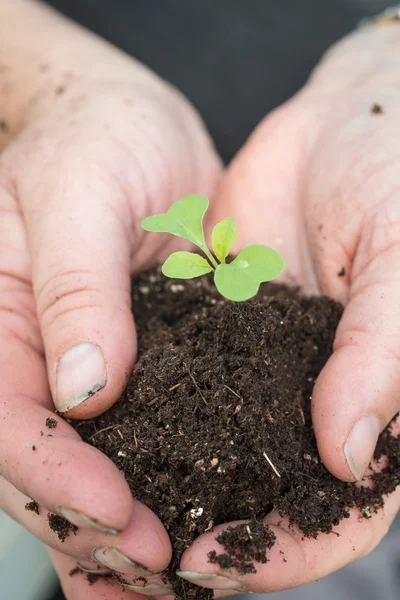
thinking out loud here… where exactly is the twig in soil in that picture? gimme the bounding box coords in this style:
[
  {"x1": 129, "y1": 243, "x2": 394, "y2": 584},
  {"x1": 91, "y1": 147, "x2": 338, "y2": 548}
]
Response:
[
  {"x1": 295, "y1": 471, "x2": 318, "y2": 484},
  {"x1": 224, "y1": 384, "x2": 243, "y2": 401},
  {"x1": 169, "y1": 383, "x2": 182, "y2": 391},
  {"x1": 263, "y1": 451, "x2": 281, "y2": 478},
  {"x1": 88, "y1": 425, "x2": 122, "y2": 441},
  {"x1": 188, "y1": 369, "x2": 208, "y2": 406}
]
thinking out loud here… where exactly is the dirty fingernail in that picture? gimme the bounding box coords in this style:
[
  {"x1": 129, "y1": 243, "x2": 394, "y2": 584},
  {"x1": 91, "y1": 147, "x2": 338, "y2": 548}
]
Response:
[
  {"x1": 57, "y1": 507, "x2": 120, "y2": 535},
  {"x1": 56, "y1": 343, "x2": 106, "y2": 412},
  {"x1": 76, "y1": 561, "x2": 111, "y2": 575},
  {"x1": 344, "y1": 415, "x2": 381, "y2": 481},
  {"x1": 177, "y1": 571, "x2": 243, "y2": 590},
  {"x1": 123, "y1": 583, "x2": 173, "y2": 595},
  {"x1": 93, "y1": 547, "x2": 155, "y2": 575}
]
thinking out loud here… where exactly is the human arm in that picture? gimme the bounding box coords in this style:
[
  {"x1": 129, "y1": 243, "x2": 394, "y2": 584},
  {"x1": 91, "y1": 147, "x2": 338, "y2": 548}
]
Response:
[{"x1": 0, "y1": 0, "x2": 221, "y2": 597}]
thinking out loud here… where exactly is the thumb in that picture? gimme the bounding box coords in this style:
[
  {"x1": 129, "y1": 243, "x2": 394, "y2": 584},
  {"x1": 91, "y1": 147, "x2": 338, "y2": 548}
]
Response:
[
  {"x1": 15, "y1": 148, "x2": 138, "y2": 419},
  {"x1": 9, "y1": 85, "x2": 220, "y2": 419},
  {"x1": 312, "y1": 205, "x2": 400, "y2": 481}
]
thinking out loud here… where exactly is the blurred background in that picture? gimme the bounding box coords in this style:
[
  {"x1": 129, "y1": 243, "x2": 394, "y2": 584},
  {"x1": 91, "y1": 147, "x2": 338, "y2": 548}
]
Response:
[{"x1": 1, "y1": 1, "x2": 398, "y2": 599}]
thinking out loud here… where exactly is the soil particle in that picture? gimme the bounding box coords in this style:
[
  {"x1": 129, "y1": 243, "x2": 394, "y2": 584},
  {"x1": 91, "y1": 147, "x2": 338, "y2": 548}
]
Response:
[
  {"x1": 208, "y1": 522, "x2": 276, "y2": 574},
  {"x1": 69, "y1": 565, "x2": 112, "y2": 586},
  {"x1": 74, "y1": 269, "x2": 399, "y2": 600},
  {"x1": 46, "y1": 417, "x2": 58, "y2": 429},
  {"x1": 0, "y1": 120, "x2": 9, "y2": 133},
  {"x1": 86, "y1": 573, "x2": 102, "y2": 585},
  {"x1": 25, "y1": 501, "x2": 40, "y2": 515},
  {"x1": 371, "y1": 103, "x2": 384, "y2": 115},
  {"x1": 48, "y1": 513, "x2": 78, "y2": 542},
  {"x1": 32, "y1": 445, "x2": 36, "y2": 451},
  {"x1": 338, "y1": 267, "x2": 346, "y2": 277}
]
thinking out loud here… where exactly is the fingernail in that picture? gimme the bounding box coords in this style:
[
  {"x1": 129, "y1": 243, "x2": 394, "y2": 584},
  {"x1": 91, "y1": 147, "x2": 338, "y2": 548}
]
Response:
[
  {"x1": 76, "y1": 561, "x2": 111, "y2": 575},
  {"x1": 344, "y1": 415, "x2": 381, "y2": 481},
  {"x1": 177, "y1": 571, "x2": 243, "y2": 591},
  {"x1": 93, "y1": 547, "x2": 155, "y2": 575},
  {"x1": 123, "y1": 583, "x2": 173, "y2": 596},
  {"x1": 57, "y1": 507, "x2": 120, "y2": 535},
  {"x1": 56, "y1": 343, "x2": 106, "y2": 412}
]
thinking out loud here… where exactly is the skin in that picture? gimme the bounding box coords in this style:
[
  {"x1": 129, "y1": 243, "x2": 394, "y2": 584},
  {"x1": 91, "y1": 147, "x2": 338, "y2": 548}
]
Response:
[{"x1": 0, "y1": 1, "x2": 398, "y2": 598}]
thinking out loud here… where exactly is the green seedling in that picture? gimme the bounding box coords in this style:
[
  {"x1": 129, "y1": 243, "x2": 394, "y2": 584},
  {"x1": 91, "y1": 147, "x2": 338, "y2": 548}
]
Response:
[{"x1": 141, "y1": 194, "x2": 284, "y2": 302}]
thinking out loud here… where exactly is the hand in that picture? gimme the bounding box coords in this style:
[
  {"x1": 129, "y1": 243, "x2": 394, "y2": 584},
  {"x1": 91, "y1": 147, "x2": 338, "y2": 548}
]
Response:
[
  {"x1": 180, "y1": 23, "x2": 400, "y2": 595},
  {"x1": 0, "y1": 1, "x2": 220, "y2": 598}
]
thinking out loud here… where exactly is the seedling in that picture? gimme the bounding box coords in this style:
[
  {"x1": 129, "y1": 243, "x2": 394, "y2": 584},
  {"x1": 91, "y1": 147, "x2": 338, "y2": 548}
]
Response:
[{"x1": 141, "y1": 194, "x2": 284, "y2": 302}]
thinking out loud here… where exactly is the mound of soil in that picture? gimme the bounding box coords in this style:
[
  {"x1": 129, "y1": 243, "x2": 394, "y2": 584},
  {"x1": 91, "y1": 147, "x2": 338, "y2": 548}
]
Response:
[{"x1": 75, "y1": 270, "x2": 399, "y2": 600}]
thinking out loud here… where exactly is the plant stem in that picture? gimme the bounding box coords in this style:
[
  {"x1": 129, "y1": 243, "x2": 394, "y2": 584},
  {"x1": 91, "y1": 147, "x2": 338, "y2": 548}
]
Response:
[{"x1": 201, "y1": 245, "x2": 219, "y2": 270}]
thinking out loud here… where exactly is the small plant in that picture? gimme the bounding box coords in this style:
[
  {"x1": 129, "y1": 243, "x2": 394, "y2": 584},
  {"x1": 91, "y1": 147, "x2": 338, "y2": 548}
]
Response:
[{"x1": 142, "y1": 194, "x2": 284, "y2": 301}]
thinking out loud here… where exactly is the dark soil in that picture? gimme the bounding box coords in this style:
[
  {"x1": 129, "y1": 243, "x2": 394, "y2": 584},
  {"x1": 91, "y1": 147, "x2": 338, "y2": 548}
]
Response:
[
  {"x1": 45, "y1": 417, "x2": 58, "y2": 429},
  {"x1": 74, "y1": 270, "x2": 399, "y2": 600},
  {"x1": 25, "y1": 500, "x2": 40, "y2": 515},
  {"x1": 69, "y1": 567, "x2": 108, "y2": 586},
  {"x1": 371, "y1": 103, "x2": 384, "y2": 115},
  {"x1": 48, "y1": 513, "x2": 78, "y2": 542},
  {"x1": 208, "y1": 522, "x2": 276, "y2": 574}
]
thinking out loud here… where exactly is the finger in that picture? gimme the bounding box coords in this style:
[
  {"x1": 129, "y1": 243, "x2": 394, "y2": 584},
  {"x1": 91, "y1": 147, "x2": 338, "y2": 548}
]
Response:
[
  {"x1": 311, "y1": 204, "x2": 400, "y2": 481},
  {"x1": 13, "y1": 144, "x2": 137, "y2": 419},
  {"x1": 49, "y1": 547, "x2": 147, "y2": 600},
  {"x1": 0, "y1": 395, "x2": 137, "y2": 534},
  {"x1": 177, "y1": 488, "x2": 399, "y2": 594},
  {"x1": 1, "y1": 475, "x2": 171, "y2": 583}
]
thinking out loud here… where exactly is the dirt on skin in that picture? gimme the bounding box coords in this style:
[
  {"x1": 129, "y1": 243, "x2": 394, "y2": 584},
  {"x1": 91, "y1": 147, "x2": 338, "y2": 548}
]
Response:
[
  {"x1": 45, "y1": 417, "x2": 58, "y2": 429},
  {"x1": 48, "y1": 513, "x2": 78, "y2": 542},
  {"x1": 25, "y1": 500, "x2": 40, "y2": 515},
  {"x1": 208, "y1": 522, "x2": 276, "y2": 573},
  {"x1": 73, "y1": 270, "x2": 399, "y2": 600}
]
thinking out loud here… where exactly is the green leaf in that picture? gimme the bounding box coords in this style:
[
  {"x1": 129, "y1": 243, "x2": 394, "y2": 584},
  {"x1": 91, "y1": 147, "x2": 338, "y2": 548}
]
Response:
[
  {"x1": 142, "y1": 195, "x2": 208, "y2": 249},
  {"x1": 214, "y1": 244, "x2": 284, "y2": 301},
  {"x1": 162, "y1": 251, "x2": 213, "y2": 279},
  {"x1": 211, "y1": 218, "x2": 237, "y2": 263}
]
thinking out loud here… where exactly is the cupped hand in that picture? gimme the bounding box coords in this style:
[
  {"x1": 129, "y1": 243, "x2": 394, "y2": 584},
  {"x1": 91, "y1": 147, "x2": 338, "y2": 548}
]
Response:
[
  {"x1": 180, "y1": 23, "x2": 400, "y2": 595},
  {"x1": 0, "y1": 3, "x2": 220, "y2": 598}
]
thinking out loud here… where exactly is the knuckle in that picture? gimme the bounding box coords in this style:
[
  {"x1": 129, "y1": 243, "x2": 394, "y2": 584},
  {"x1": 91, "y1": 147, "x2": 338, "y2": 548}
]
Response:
[{"x1": 36, "y1": 270, "x2": 102, "y2": 331}]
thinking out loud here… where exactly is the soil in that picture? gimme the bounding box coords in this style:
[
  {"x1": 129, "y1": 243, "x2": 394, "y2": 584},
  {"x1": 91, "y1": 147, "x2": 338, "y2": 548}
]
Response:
[
  {"x1": 73, "y1": 269, "x2": 399, "y2": 600},
  {"x1": 371, "y1": 103, "x2": 384, "y2": 115},
  {"x1": 69, "y1": 567, "x2": 108, "y2": 586},
  {"x1": 45, "y1": 417, "x2": 58, "y2": 429},
  {"x1": 48, "y1": 513, "x2": 78, "y2": 542},
  {"x1": 208, "y1": 522, "x2": 276, "y2": 573},
  {"x1": 25, "y1": 500, "x2": 40, "y2": 515}
]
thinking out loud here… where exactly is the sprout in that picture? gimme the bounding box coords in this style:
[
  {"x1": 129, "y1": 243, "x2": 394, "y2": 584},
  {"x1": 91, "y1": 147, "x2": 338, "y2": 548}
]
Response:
[{"x1": 142, "y1": 194, "x2": 284, "y2": 302}]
